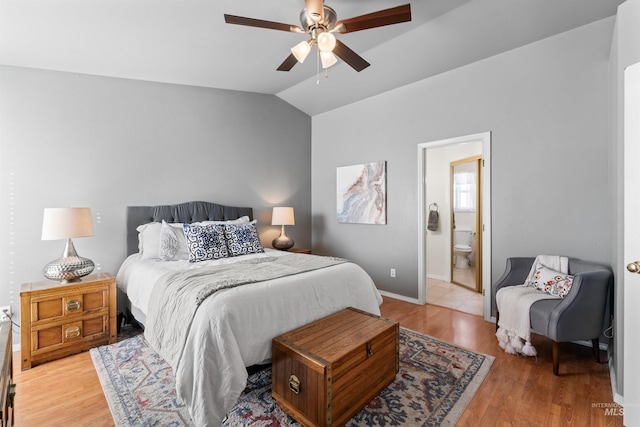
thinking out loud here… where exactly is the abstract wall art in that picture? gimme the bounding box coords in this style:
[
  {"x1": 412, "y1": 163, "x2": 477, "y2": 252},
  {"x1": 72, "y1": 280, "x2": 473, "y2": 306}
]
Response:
[{"x1": 336, "y1": 161, "x2": 387, "y2": 224}]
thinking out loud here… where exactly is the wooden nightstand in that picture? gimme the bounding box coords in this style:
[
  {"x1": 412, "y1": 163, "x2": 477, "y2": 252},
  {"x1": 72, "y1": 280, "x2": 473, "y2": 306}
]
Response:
[
  {"x1": 20, "y1": 272, "x2": 117, "y2": 370},
  {"x1": 289, "y1": 248, "x2": 311, "y2": 254}
]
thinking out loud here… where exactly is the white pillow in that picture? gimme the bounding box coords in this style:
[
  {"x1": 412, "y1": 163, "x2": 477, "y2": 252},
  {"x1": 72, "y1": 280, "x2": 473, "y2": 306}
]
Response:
[
  {"x1": 136, "y1": 222, "x2": 162, "y2": 259},
  {"x1": 159, "y1": 221, "x2": 178, "y2": 261},
  {"x1": 159, "y1": 221, "x2": 189, "y2": 261},
  {"x1": 197, "y1": 216, "x2": 251, "y2": 226}
]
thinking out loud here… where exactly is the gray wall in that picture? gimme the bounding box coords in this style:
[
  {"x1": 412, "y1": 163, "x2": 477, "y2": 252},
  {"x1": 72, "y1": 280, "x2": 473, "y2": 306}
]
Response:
[
  {"x1": 311, "y1": 18, "x2": 613, "y2": 300},
  {"x1": 0, "y1": 66, "x2": 312, "y2": 333}
]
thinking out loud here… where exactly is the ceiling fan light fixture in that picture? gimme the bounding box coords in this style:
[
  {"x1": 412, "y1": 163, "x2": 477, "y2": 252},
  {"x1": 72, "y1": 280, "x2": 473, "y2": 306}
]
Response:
[
  {"x1": 291, "y1": 40, "x2": 312, "y2": 63},
  {"x1": 317, "y1": 32, "x2": 336, "y2": 52},
  {"x1": 320, "y1": 51, "x2": 338, "y2": 69}
]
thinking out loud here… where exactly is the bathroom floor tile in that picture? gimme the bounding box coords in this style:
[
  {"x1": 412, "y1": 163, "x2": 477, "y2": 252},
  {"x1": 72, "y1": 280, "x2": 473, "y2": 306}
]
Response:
[{"x1": 427, "y1": 275, "x2": 483, "y2": 316}]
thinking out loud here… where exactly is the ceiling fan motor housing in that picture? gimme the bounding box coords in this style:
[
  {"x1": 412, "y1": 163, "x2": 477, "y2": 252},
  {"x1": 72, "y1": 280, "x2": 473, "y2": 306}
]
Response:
[{"x1": 300, "y1": 6, "x2": 337, "y2": 32}]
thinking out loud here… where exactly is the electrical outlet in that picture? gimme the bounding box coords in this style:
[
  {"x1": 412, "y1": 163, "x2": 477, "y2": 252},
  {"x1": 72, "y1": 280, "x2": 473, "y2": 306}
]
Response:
[
  {"x1": 0, "y1": 305, "x2": 11, "y2": 321},
  {"x1": 390, "y1": 268, "x2": 396, "y2": 278}
]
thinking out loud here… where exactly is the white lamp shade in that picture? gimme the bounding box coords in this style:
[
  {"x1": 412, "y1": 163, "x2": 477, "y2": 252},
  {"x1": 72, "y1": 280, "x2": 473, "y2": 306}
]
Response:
[
  {"x1": 42, "y1": 207, "x2": 94, "y2": 240},
  {"x1": 317, "y1": 32, "x2": 336, "y2": 53},
  {"x1": 320, "y1": 51, "x2": 338, "y2": 69},
  {"x1": 291, "y1": 40, "x2": 312, "y2": 63},
  {"x1": 272, "y1": 207, "x2": 295, "y2": 226}
]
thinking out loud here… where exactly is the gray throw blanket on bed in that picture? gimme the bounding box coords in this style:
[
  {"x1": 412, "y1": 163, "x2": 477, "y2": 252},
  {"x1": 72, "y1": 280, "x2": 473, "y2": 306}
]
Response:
[{"x1": 144, "y1": 254, "x2": 347, "y2": 370}]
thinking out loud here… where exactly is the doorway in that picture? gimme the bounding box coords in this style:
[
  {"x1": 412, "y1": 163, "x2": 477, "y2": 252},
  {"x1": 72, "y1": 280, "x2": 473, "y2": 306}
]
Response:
[{"x1": 417, "y1": 132, "x2": 492, "y2": 321}]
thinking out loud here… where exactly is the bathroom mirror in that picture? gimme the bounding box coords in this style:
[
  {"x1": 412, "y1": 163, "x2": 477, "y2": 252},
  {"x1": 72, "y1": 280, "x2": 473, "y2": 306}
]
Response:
[{"x1": 450, "y1": 156, "x2": 482, "y2": 292}]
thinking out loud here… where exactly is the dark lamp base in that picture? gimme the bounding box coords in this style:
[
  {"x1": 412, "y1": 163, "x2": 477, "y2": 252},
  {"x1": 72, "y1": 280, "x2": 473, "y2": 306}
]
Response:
[{"x1": 272, "y1": 235, "x2": 294, "y2": 251}]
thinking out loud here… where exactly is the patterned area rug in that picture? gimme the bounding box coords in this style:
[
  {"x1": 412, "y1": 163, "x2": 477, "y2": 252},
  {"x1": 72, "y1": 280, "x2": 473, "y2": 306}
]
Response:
[{"x1": 91, "y1": 327, "x2": 494, "y2": 427}]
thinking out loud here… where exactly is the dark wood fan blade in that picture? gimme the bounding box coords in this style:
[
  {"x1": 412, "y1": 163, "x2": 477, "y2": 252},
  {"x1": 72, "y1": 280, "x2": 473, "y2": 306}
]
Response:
[
  {"x1": 333, "y1": 40, "x2": 370, "y2": 72},
  {"x1": 277, "y1": 53, "x2": 299, "y2": 72},
  {"x1": 224, "y1": 14, "x2": 301, "y2": 32},
  {"x1": 335, "y1": 4, "x2": 411, "y2": 33}
]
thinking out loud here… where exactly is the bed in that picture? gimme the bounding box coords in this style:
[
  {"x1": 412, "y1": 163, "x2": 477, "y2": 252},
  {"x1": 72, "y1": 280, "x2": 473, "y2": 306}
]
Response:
[{"x1": 116, "y1": 201, "x2": 383, "y2": 427}]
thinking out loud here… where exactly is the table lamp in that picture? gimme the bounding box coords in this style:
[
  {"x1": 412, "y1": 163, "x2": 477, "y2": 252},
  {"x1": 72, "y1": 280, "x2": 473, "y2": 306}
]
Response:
[
  {"x1": 41, "y1": 207, "x2": 95, "y2": 283},
  {"x1": 272, "y1": 207, "x2": 295, "y2": 250}
]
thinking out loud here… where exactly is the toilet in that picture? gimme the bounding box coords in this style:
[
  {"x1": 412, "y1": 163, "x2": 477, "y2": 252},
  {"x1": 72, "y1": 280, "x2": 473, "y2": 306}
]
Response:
[{"x1": 453, "y1": 229, "x2": 473, "y2": 269}]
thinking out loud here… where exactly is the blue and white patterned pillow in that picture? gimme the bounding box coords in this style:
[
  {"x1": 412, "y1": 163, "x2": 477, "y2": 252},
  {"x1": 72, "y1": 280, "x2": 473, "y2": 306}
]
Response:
[
  {"x1": 223, "y1": 220, "x2": 264, "y2": 257},
  {"x1": 183, "y1": 223, "x2": 228, "y2": 262}
]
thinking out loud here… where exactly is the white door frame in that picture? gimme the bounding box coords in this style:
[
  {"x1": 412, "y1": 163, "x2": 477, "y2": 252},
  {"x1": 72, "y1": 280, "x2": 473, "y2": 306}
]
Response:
[
  {"x1": 417, "y1": 132, "x2": 492, "y2": 320},
  {"x1": 623, "y1": 61, "x2": 640, "y2": 427}
]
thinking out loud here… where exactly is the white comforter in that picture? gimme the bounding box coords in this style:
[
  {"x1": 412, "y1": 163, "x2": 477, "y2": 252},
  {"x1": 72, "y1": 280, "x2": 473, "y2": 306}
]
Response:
[{"x1": 116, "y1": 249, "x2": 383, "y2": 427}]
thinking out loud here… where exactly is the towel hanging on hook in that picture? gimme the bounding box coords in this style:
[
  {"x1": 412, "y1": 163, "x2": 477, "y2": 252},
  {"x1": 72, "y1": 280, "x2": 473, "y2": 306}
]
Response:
[{"x1": 427, "y1": 203, "x2": 439, "y2": 231}]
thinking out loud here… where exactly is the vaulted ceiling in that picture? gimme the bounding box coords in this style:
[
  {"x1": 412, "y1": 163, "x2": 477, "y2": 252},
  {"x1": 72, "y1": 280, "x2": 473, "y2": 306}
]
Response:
[{"x1": 0, "y1": 0, "x2": 623, "y2": 116}]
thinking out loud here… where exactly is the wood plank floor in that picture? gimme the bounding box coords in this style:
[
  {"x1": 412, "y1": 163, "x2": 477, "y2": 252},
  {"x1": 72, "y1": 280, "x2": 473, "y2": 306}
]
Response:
[{"x1": 12, "y1": 297, "x2": 623, "y2": 426}]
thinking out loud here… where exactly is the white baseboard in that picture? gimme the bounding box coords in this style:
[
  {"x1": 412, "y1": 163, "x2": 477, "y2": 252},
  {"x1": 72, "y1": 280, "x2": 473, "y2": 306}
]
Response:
[
  {"x1": 426, "y1": 273, "x2": 449, "y2": 282},
  {"x1": 614, "y1": 392, "x2": 624, "y2": 407},
  {"x1": 608, "y1": 357, "x2": 624, "y2": 406},
  {"x1": 379, "y1": 290, "x2": 421, "y2": 305}
]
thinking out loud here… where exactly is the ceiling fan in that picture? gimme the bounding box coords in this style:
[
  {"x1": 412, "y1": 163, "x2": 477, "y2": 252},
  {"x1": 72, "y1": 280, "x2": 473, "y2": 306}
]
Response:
[{"x1": 224, "y1": 0, "x2": 412, "y2": 73}]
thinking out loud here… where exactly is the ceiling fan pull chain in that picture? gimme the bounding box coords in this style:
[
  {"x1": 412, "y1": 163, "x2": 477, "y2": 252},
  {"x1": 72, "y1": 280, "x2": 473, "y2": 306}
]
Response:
[{"x1": 316, "y1": 48, "x2": 320, "y2": 85}]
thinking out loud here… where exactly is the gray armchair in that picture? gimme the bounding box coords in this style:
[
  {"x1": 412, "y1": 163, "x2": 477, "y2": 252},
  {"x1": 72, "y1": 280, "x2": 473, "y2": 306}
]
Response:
[{"x1": 493, "y1": 257, "x2": 612, "y2": 375}]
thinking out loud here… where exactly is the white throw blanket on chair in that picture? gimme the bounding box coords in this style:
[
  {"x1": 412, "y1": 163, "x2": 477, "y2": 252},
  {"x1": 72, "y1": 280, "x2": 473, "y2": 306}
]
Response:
[{"x1": 495, "y1": 255, "x2": 566, "y2": 356}]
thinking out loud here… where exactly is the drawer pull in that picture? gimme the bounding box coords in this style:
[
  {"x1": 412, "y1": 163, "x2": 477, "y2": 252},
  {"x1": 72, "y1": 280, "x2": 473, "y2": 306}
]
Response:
[
  {"x1": 66, "y1": 299, "x2": 81, "y2": 311},
  {"x1": 289, "y1": 374, "x2": 301, "y2": 395},
  {"x1": 366, "y1": 341, "x2": 373, "y2": 358},
  {"x1": 65, "y1": 326, "x2": 81, "y2": 339}
]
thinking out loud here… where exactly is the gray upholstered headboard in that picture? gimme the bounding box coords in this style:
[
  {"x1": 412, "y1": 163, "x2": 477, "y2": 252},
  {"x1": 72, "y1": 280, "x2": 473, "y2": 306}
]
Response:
[{"x1": 126, "y1": 201, "x2": 254, "y2": 256}]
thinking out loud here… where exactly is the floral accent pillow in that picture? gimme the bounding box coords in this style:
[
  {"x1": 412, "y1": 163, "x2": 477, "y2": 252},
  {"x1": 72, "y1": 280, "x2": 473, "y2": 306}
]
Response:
[
  {"x1": 183, "y1": 223, "x2": 228, "y2": 262},
  {"x1": 529, "y1": 265, "x2": 574, "y2": 298},
  {"x1": 223, "y1": 220, "x2": 264, "y2": 257}
]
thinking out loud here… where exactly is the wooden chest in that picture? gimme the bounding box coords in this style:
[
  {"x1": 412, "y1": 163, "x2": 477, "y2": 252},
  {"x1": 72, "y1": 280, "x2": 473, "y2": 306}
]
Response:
[
  {"x1": 20, "y1": 273, "x2": 117, "y2": 370},
  {"x1": 272, "y1": 307, "x2": 399, "y2": 427}
]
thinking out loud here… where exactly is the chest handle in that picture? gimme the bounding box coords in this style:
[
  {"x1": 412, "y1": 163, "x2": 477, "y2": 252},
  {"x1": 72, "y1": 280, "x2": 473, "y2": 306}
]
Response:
[{"x1": 289, "y1": 374, "x2": 301, "y2": 394}]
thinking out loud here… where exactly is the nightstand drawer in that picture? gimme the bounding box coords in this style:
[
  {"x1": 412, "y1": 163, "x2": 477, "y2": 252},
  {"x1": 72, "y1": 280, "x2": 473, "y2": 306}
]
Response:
[
  {"x1": 31, "y1": 288, "x2": 109, "y2": 324},
  {"x1": 21, "y1": 273, "x2": 116, "y2": 370},
  {"x1": 32, "y1": 315, "x2": 109, "y2": 352}
]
